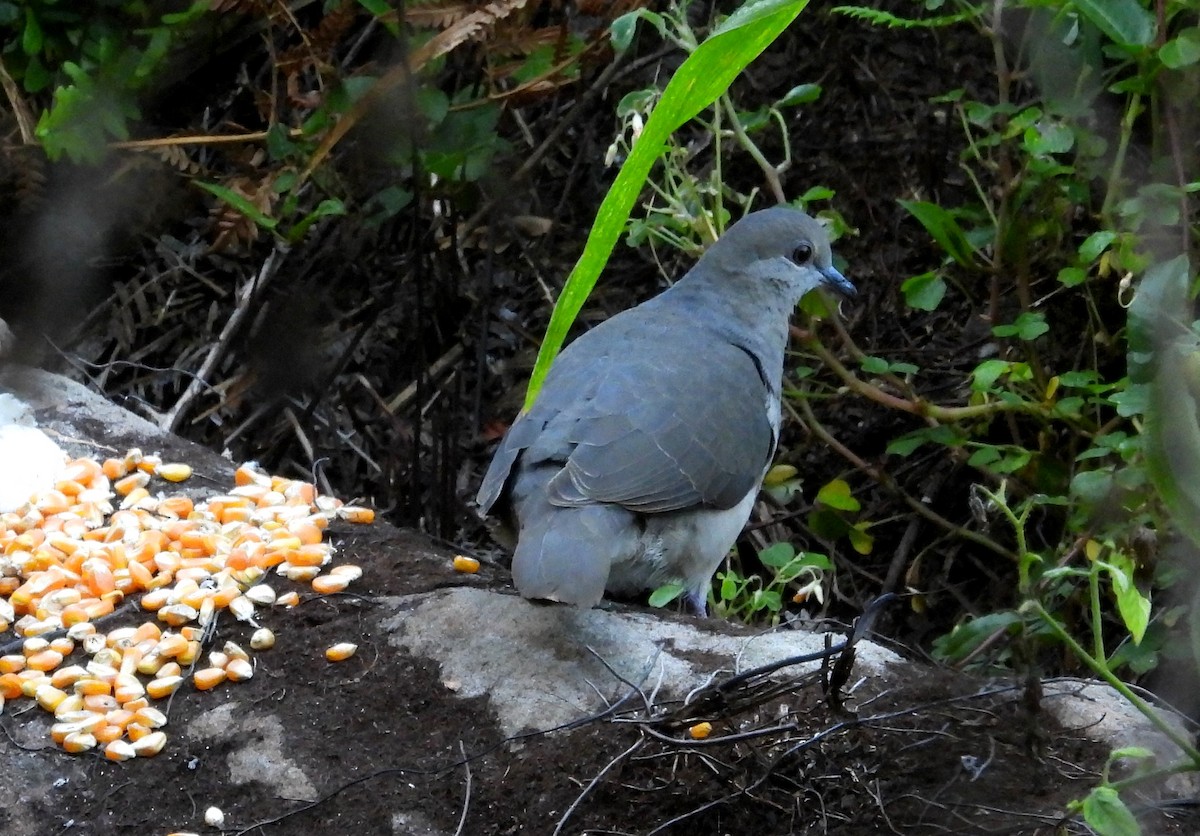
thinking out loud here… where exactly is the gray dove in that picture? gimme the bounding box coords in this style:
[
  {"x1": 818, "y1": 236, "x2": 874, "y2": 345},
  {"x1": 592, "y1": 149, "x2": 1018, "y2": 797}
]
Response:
[{"x1": 477, "y1": 206, "x2": 854, "y2": 614}]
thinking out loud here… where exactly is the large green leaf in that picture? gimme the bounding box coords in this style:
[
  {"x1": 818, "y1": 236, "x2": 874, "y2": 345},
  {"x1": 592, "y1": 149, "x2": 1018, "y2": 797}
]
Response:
[
  {"x1": 1128, "y1": 255, "x2": 1200, "y2": 545},
  {"x1": 1073, "y1": 0, "x2": 1155, "y2": 48},
  {"x1": 524, "y1": 0, "x2": 809, "y2": 407},
  {"x1": 898, "y1": 199, "x2": 978, "y2": 268}
]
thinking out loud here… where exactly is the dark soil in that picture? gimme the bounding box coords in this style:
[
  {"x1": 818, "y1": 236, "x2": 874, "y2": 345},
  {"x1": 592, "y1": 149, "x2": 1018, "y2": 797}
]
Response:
[{"x1": 5, "y1": 508, "x2": 1185, "y2": 836}]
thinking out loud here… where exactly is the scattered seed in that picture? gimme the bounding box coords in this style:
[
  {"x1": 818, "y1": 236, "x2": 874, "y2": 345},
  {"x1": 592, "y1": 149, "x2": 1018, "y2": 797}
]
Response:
[
  {"x1": 325, "y1": 643, "x2": 358, "y2": 662},
  {"x1": 452, "y1": 555, "x2": 481, "y2": 574}
]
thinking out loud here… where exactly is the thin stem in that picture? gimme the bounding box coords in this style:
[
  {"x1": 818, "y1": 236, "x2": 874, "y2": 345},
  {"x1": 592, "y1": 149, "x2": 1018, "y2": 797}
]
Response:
[
  {"x1": 1101, "y1": 92, "x2": 1141, "y2": 223},
  {"x1": 1031, "y1": 600, "x2": 1200, "y2": 764},
  {"x1": 719, "y1": 94, "x2": 784, "y2": 204}
]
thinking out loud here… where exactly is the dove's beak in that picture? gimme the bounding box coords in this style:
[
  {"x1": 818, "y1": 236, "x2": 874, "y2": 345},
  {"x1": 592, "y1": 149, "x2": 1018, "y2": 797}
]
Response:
[{"x1": 821, "y1": 265, "x2": 856, "y2": 298}]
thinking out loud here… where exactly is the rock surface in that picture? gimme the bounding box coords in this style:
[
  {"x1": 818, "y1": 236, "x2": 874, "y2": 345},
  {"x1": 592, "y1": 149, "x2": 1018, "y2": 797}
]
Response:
[{"x1": 1, "y1": 365, "x2": 1196, "y2": 835}]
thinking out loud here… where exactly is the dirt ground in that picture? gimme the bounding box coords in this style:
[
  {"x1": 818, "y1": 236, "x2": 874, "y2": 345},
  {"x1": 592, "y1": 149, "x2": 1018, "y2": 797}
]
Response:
[
  {"x1": 0, "y1": 420, "x2": 1189, "y2": 836},
  {"x1": 7, "y1": 510, "x2": 1191, "y2": 836}
]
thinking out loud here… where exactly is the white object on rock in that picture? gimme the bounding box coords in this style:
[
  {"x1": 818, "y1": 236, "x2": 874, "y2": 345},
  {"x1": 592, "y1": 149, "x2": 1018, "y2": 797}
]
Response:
[{"x1": 0, "y1": 423, "x2": 67, "y2": 512}]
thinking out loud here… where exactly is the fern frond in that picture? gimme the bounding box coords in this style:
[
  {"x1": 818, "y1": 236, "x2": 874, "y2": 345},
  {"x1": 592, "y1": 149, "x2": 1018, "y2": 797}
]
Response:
[{"x1": 831, "y1": 5, "x2": 980, "y2": 29}]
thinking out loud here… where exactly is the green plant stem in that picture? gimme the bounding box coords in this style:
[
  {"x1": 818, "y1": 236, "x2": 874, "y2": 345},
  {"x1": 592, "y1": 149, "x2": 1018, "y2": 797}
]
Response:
[
  {"x1": 719, "y1": 94, "x2": 784, "y2": 203},
  {"x1": 1089, "y1": 562, "x2": 1105, "y2": 663},
  {"x1": 1031, "y1": 600, "x2": 1200, "y2": 764},
  {"x1": 1107, "y1": 759, "x2": 1200, "y2": 794},
  {"x1": 793, "y1": 395, "x2": 1020, "y2": 563},
  {"x1": 1101, "y1": 92, "x2": 1140, "y2": 223},
  {"x1": 804, "y1": 335, "x2": 1027, "y2": 422}
]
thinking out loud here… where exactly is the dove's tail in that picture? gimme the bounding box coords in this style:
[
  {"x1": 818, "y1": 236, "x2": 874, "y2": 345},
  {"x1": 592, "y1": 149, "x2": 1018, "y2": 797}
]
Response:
[{"x1": 509, "y1": 466, "x2": 635, "y2": 608}]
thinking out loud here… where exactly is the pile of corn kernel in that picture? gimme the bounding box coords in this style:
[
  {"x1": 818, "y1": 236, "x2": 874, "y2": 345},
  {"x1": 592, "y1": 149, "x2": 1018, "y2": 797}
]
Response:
[{"x1": 0, "y1": 448, "x2": 373, "y2": 761}]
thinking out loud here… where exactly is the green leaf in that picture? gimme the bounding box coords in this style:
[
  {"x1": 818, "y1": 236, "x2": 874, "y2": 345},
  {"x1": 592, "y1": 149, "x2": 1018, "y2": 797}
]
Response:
[
  {"x1": 1074, "y1": 0, "x2": 1154, "y2": 47},
  {"x1": 887, "y1": 424, "x2": 962, "y2": 456},
  {"x1": 1080, "y1": 230, "x2": 1118, "y2": 262},
  {"x1": 759, "y1": 542, "x2": 796, "y2": 568},
  {"x1": 901, "y1": 271, "x2": 947, "y2": 310},
  {"x1": 860, "y1": 356, "x2": 889, "y2": 374},
  {"x1": 776, "y1": 82, "x2": 821, "y2": 106},
  {"x1": 610, "y1": 12, "x2": 639, "y2": 51},
  {"x1": 798, "y1": 185, "x2": 835, "y2": 203},
  {"x1": 1101, "y1": 553, "x2": 1150, "y2": 644},
  {"x1": 1023, "y1": 121, "x2": 1074, "y2": 155},
  {"x1": 1079, "y1": 786, "x2": 1141, "y2": 836},
  {"x1": 971, "y1": 359, "x2": 1012, "y2": 391},
  {"x1": 354, "y1": 0, "x2": 394, "y2": 17},
  {"x1": 898, "y1": 199, "x2": 977, "y2": 268},
  {"x1": 525, "y1": 0, "x2": 811, "y2": 407},
  {"x1": 719, "y1": 572, "x2": 738, "y2": 602},
  {"x1": 763, "y1": 463, "x2": 798, "y2": 487},
  {"x1": 1071, "y1": 469, "x2": 1113, "y2": 505},
  {"x1": 1160, "y1": 28, "x2": 1200, "y2": 69},
  {"x1": 848, "y1": 523, "x2": 874, "y2": 555},
  {"x1": 1109, "y1": 746, "x2": 1155, "y2": 762},
  {"x1": 1111, "y1": 383, "x2": 1149, "y2": 417},
  {"x1": 1128, "y1": 256, "x2": 1200, "y2": 547},
  {"x1": 1058, "y1": 266, "x2": 1088, "y2": 287},
  {"x1": 932, "y1": 611, "x2": 1021, "y2": 662},
  {"x1": 21, "y1": 7, "x2": 42, "y2": 55},
  {"x1": 649, "y1": 581, "x2": 686, "y2": 607},
  {"x1": 287, "y1": 198, "x2": 347, "y2": 242},
  {"x1": 194, "y1": 181, "x2": 279, "y2": 231},
  {"x1": 992, "y1": 311, "x2": 1049, "y2": 341},
  {"x1": 816, "y1": 478, "x2": 860, "y2": 511}
]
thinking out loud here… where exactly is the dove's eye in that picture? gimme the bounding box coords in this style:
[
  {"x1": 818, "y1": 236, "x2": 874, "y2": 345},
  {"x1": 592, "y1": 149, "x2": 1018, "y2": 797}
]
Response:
[{"x1": 791, "y1": 243, "x2": 814, "y2": 264}]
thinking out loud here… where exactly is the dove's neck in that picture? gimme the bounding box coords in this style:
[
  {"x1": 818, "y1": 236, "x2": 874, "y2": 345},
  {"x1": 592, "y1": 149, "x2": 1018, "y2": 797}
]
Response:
[{"x1": 653, "y1": 276, "x2": 792, "y2": 394}]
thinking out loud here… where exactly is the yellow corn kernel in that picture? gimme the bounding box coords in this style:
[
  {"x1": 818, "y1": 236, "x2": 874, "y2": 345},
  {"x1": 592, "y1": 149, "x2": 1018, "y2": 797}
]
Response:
[
  {"x1": 52, "y1": 694, "x2": 85, "y2": 718},
  {"x1": 689, "y1": 722, "x2": 713, "y2": 740},
  {"x1": 74, "y1": 677, "x2": 113, "y2": 697},
  {"x1": 325, "y1": 642, "x2": 358, "y2": 662},
  {"x1": 193, "y1": 667, "x2": 226, "y2": 690},
  {"x1": 338, "y1": 506, "x2": 375, "y2": 524},
  {"x1": 35, "y1": 683, "x2": 70, "y2": 711},
  {"x1": 134, "y1": 706, "x2": 167, "y2": 728},
  {"x1": 226, "y1": 658, "x2": 253, "y2": 682},
  {"x1": 146, "y1": 675, "x2": 183, "y2": 699},
  {"x1": 94, "y1": 724, "x2": 124, "y2": 745},
  {"x1": 311, "y1": 574, "x2": 349, "y2": 594},
  {"x1": 62, "y1": 731, "x2": 98, "y2": 753},
  {"x1": 51, "y1": 665, "x2": 89, "y2": 689},
  {"x1": 125, "y1": 721, "x2": 152, "y2": 741},
  {"x1": 104, "y1": 739, "x2": 137, "y2": 761},
  {"x1": 131, "y1": 730, "x2": 166, "y2": 757},
  {"x1": 83, "y1": 693, "x2": 119, "y2": 712},
  {"x1": 113, "y1": 471, "x2": 150, "y2": 496},
  {"x1": 157, "y1": 603, "x2": 198, "y2": 627},
  {"x1": 158, "y1": 463, "x2": 193, "y2": 482},
  {"x1": 452, "y1": 555, "x2": 481, "y2": 574},
  {"x1": 177, "y1": 640, "x2": 201, "y2": 666},
  {"x1": 243, "y1": 584, "x2": 276, "y2": 605},
  {"x1": 26, "y1": 649, "x2": 65, "y2": 672},
  {"x1": 329, "y1": 564, "x2": 363, "y2": 581}
]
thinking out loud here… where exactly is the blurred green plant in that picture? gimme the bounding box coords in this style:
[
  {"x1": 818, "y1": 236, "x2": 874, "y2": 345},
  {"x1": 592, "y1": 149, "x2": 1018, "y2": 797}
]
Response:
[
  {"x1": 826, "y1": 0, "x2": 1199, "y2": 830},
  {"x1": 0, "y1": 0, "x2": 209, "y2": 162}
]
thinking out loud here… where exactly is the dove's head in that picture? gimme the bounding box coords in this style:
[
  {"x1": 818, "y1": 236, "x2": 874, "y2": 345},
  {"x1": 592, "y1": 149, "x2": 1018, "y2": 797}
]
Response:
[{"x1": 692, "y1": 206, "x2": 854, "y2": 307}]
